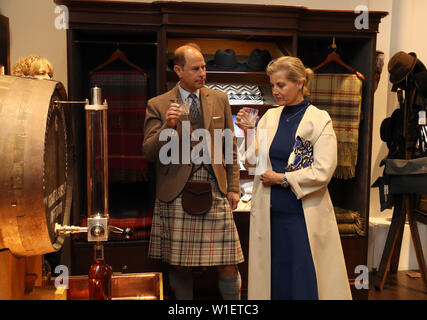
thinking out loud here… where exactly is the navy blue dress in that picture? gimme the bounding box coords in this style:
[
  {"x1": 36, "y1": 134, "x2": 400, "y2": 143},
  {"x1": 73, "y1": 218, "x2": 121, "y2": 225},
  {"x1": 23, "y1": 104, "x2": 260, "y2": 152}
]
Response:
[{"x1": 269, "y1": 98, "x2": 318, "y2": 300}]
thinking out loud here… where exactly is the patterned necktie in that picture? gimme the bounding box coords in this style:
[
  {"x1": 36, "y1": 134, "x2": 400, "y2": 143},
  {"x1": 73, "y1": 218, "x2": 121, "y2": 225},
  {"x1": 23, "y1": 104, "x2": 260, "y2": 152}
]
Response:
[{"x1": 189, "y1": 93, "x2": 200, "y2": 121}]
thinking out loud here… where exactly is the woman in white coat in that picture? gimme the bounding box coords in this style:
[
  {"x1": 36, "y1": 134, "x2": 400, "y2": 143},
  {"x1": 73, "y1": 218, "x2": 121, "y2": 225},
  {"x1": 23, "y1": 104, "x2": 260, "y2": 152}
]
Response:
[{"x1": 237, "y1": 56, "x2": 352, "y2": 300}]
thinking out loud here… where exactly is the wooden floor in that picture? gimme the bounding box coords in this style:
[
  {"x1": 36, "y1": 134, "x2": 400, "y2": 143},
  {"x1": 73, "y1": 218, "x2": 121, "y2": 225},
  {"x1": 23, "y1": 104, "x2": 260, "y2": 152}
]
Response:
[
  {"x1": 368, "y1": 271, "x2": 427, "y2": 300},
  {"x1": 19, "y1": 270, "x2": 427, "y2": 300}
]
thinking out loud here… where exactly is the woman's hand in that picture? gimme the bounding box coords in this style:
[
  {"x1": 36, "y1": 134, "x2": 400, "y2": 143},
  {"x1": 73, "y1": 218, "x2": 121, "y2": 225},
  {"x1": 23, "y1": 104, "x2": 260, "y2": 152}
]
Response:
[
  {"x1": 236, "y1": 108, "x2": 259, "y2": 133},
  {"x1": 235, "y1": 108, "x2": 248, "y2": 132},
  {"x1": 260, "y1": 170, "x2": 284, "y2": 187}
]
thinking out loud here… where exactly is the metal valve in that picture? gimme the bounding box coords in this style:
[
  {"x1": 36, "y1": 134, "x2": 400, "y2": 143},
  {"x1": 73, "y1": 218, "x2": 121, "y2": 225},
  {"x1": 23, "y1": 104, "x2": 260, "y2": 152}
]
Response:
[
  {"x1": 91, "y1": 225, "x2": 105, "y2": 238},
  {"x1": 55, "y1": 223, "x2": 88, "y2": 236},
  {"x1": 55, "y1": 221, "x2": 133, "y2": 241},
  {"x1": 109, "y1": 226, "x2": 134, "y2": 240},
  {"x1": 87, "y1": 216, "x2": 109, "y2": 242}
]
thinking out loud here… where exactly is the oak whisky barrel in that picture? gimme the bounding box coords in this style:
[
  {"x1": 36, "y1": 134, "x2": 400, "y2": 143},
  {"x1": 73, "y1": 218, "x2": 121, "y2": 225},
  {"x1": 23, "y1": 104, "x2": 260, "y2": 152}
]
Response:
[{"x1": 0, "y1": 75, "x2": 73, "y2": 257}]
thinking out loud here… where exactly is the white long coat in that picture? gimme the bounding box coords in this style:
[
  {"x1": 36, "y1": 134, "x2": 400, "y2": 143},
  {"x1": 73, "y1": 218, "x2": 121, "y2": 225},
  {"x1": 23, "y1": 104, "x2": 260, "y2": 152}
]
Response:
[{"x1": 244, "y1": 105, "x2": 352, "y2": 300}]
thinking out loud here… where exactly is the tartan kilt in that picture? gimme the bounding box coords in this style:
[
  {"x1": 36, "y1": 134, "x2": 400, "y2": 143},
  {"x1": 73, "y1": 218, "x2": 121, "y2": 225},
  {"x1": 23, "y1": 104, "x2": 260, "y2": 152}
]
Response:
[{"x1": 148, "y1": 166, "x2": 244, "y2": 267}]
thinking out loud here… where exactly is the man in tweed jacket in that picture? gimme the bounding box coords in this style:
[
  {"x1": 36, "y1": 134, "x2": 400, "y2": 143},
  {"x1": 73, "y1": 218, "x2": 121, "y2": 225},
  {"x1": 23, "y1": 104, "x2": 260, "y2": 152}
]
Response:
[{"x1": 143, "y1": 43, "x2": 244, "y2": 300}]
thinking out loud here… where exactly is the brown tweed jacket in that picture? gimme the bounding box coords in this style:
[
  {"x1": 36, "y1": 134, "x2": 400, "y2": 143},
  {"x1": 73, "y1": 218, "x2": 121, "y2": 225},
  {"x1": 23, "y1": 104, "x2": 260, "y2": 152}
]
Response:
[{"x1": 142, "y1": 84, "x2": 240, "y2": 202}]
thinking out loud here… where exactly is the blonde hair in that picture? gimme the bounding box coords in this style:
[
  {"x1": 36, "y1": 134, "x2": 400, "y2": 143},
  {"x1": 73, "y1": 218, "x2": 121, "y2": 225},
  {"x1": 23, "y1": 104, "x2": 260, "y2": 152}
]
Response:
[
  {"x1": 266, "y1": 56, "x2": 313, "y2": 97},
  {"x1": 12, "y1": 56, "x2": 54, "y2": 78}
]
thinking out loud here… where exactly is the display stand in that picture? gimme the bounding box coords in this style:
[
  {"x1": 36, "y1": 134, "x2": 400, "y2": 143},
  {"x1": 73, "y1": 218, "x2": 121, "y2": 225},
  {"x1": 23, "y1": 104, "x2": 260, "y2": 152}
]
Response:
[
  {"x1": 375, "y1": 86, "x2": 427, "y2": 292},
  {"x1": 374, "y1": 195, "x2": 427, "y2": 291}
]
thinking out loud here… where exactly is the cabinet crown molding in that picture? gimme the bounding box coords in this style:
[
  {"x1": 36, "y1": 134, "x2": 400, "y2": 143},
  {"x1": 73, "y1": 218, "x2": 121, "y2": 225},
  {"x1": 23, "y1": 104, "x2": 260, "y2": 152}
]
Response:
[{"x1": 54, "y1": 0, "x2": 388, "y2": 33}]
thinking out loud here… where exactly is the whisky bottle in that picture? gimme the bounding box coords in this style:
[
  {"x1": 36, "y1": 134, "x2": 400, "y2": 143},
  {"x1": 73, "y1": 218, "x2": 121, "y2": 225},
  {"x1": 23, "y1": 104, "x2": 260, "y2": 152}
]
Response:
[{"x1": 88, "y1": 242, "x2": 112, "y2": 300}]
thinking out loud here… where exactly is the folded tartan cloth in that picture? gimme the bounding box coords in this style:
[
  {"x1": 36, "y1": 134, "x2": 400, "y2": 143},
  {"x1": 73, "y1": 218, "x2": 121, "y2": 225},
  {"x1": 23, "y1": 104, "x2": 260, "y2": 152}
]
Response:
[
  {"x1": 338, "y1": 223, "x2": 364, "y2": 236},
  {"x1": 334, "y1": 207, "x2": 360, "y2": 223},
  {"x1": 309, "y1": 74, "x2": 363, "y2": 179},
  {"x1": 334, "y1": 207, "x2": 365, "y2": 236}
]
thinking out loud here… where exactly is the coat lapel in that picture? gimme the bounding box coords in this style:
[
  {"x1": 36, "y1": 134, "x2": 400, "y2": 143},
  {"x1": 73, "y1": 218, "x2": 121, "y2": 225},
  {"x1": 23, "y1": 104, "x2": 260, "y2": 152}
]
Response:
[
  {"x1": 170, "y1": 84, "x2": 181, "y2": 104},
  {"x1": 200, "y1": 87, "x2": 213, "y2": 130}
]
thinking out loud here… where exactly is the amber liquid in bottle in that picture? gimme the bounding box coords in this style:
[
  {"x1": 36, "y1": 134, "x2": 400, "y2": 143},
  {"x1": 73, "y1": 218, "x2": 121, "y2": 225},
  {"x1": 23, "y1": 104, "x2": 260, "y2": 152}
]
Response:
[{"x1": 88, "y1": 243, "x2": 112, "y2": 300}]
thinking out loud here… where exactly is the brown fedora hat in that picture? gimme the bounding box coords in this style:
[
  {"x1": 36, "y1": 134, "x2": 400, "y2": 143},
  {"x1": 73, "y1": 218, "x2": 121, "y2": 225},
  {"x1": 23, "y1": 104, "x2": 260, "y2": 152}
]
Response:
[{"x1": 388, "y1": 51, "x2": 418, "y2": 84}]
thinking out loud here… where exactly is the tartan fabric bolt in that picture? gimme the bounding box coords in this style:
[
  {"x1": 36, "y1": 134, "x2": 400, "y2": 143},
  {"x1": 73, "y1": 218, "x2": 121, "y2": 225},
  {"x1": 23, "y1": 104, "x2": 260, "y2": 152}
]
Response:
[
  {"x1": 189, "y1": 93, "x2": 201, "y2": 121},
  {"x1": 309, "y1": 73, "x2": 363, "y2": 179},
  {"x1": 90, "y1": 70, "x2": 149, "y2": 182},
  {"x1": 148, "y1": 166, "x2": 244, "y2": 267}
]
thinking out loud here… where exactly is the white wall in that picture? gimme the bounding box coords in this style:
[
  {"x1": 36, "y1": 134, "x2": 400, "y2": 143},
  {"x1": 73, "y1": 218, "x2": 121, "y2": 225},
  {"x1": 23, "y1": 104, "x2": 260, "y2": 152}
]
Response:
[
  {"x1": 0, "y1": 0, "x2": 425, "y2": 219},
  {"x1": 0, "y1": 0, "x2": 67, "y2": 88},
  {"x1": 109, "y1": 0, "x2": 368, "y2": 9}
]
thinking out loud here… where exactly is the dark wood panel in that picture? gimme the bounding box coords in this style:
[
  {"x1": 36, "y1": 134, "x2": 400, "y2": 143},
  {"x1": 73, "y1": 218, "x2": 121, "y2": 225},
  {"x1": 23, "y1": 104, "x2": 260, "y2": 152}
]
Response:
[
  {"x1": 56, "y1": 0, "x2": 161, "y2": 26},
  {"x1": 234, "y1": 211, "x2": 250, "y2": 300},
  {"x1": 69, "y1": 11, "x2": 162, "y2": 27},
  {"x1": 160, "y1": 1, "x2": 302, "y2": 30},
  {"x1": 166, "y1": 27, "x2": 296, "y2": 39},
  {"x1": 56, "y1": 0, "x2": 387, "y2": 34},
  {"x1": 163, "y1": 13, "x2": 299, "y2": 30},
  {"x1": 300, "y1": 10, "x2": 388, "y2": 33},
  {"x1": 0, "y1": 14, "x2": 10, "y2": 75},
  {"x1": 70, "y1": 240, "x2": 164, "y2": 276},
  {"x1": 341, "y1": 236, "x2": 369, "y2": 299},
  {"x1": 168, "y1": 70, "x2": 269, "y2": 84}
]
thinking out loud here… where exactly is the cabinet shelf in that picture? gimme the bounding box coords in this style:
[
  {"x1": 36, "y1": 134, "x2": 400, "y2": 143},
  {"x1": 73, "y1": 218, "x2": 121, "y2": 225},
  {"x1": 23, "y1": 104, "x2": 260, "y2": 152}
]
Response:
[{"x1": 167, "y1": 70, "x2": 269, "y2": 84}]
